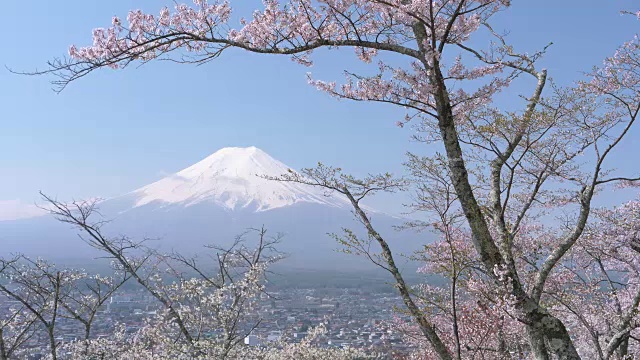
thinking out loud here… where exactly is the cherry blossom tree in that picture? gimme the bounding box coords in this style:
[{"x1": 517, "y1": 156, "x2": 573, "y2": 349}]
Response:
[
  {"x1": 56, "y1": 322, "x2": 370, "y2": 359},
  {"x1": 32, "y1": 1, "x2": 640, "y2": 359},
  {"x1": 36, "y1": 195, "x2": 373, "y2": 359},
  {"x1": 0, "y1": 255, "x2": 128, "y2": 360},
  {"x1": 42, "y1": 195, "x2": 279, "y2": 358},
  {"x1": 0, "y1": 194, "x2": 375, "y2": 359},
  {"x1": 269, "y1": 165, "x2": 456, "y2": 356},
  {"x1": 547, "y1": 200, "x2": 640, "y2": 359},
  {"x1": 0, "y1": 257, "x2": 67, "y2": 360},
  {"x1": 0, "y1": 290, "x2": 38, "y2": 359}
]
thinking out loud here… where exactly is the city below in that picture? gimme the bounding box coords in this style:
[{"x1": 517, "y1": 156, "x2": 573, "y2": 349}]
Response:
[{"x1": 1, "y1": 285, "x2": 416, "y2": 359}]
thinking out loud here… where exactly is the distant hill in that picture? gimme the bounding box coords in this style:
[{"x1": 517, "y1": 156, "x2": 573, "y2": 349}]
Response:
[{"x1": 0, "y1": 147, "x2": 429, "y2": 271}]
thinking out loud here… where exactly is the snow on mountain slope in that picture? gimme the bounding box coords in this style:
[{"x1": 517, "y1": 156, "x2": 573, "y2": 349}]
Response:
[{"x1": 131, "y1": 146, "x2": 350, "y2": 212}]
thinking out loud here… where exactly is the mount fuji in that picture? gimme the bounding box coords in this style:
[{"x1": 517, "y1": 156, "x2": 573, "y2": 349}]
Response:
[
  {"x1": 124, "y1": 146, "x2": 350, "y2": 212},
  {"x1": 0, "y1": 147, "x2": 423, "y2": 270}
]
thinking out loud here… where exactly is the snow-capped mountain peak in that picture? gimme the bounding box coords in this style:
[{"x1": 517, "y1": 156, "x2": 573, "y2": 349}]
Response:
[{"x1": 131, "y1": 147, "x2": 349, "y2": 211}]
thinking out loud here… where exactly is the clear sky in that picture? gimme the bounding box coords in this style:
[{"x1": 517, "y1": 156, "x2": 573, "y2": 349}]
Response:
[{"x1": 1, "y1": 0, "x2": 638, "y2": 217}]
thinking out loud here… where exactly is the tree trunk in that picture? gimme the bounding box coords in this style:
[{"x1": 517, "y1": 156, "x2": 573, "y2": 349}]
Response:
[
  {"x1": 497, "y1": 316, "x2": 508, "y2": 360},
  {"x1": 0, "y1": 328, "x2": 7, "y2": 360},
  {"x1": 84, "y1": 324, "x2": 91, "y2": 356},
  {"x1": 48, "y1": 328, "x2": 57, "y2": 360},
  {"x1": 527, "y1": 324, "x2": 550, "y2": 360},
  {"x1": 426, "y1": 61, "x2": 581, "y2": 359},
  {"x1": 616, "y1": 337, "x2": 629, "y2": 359},
  {"x1": 523, "y1": 300, "x2": 580, "y2": 360},
  {"x1": 451, "y1": 276, "x2": 462, "y2": 360}
]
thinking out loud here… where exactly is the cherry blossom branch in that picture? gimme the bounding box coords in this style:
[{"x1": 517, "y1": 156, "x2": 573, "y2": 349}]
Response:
[
  {"x1": 533, "y1": 99, "x2": 639, "y2": 303},
  {"x1": 40, "y1": 193, "x2": 198, "y2": 349},
  {"x1": 595, "y1": 176, "x2": 640, "y2": 186},
  {"x1": 267, "y1": 164, "x2": 453, "y2": 359}
]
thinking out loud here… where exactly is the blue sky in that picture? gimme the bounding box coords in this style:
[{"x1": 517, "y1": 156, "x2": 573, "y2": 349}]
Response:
[{"x1": 0, "y1": 0, "x2": 638, "y2": 216}]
